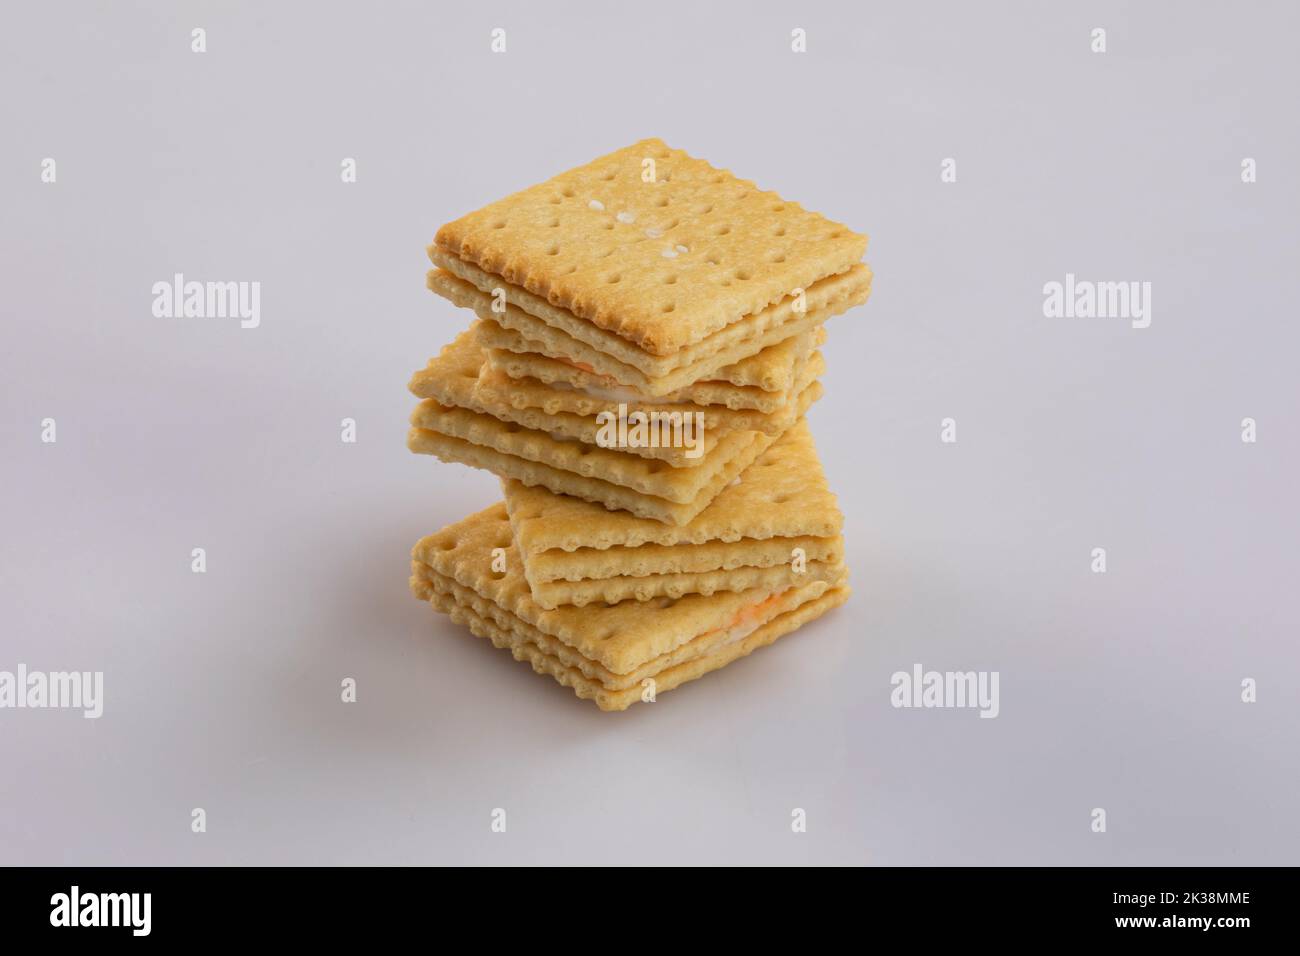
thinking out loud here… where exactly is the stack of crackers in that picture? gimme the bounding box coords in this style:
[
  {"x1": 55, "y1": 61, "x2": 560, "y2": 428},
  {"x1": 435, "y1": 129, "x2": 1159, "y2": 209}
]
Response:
[{"x1": 407, "y1": 139, "x2": 871, "y2": 711}]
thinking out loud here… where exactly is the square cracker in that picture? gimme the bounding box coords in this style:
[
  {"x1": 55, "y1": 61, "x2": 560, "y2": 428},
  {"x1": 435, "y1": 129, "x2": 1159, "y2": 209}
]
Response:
[
  {"x1": 427, "y1": 249, "x2": 869, "y2": 380},
  {"x1": 408, "y1": 391, "x2": 814, "y2": 505},
  {"x1": 413, "y1": 562, "x2": 841, "y2": 692},
  {"x1": 408, "y1": 328, "x2": 809, "y2": 487},
  {"x1": 408, "y1": 395, "x2": 789, "y2": 503},
  {"x1": 467, "y1": 351, "x2": 825, "y2": 450},
  {"x1": 483, "y1": 349, "x2": 819, "y2": 415},
  {"x1": 407, "y1": 327, "x2": 824, "y2": 464},
  {"x1": 407, "y1": 425, "x2": 774, "y2": 526},
  {"x1": 433, "y1": 137, "x2": 868, "y2": 356},
  {"x1": 522, "y1": 533, "x2": 844, "y2": 585},
  {"x1": 474, "y1": 328, "x2": 826, "y2": 416},
  {"x1": 413, "y1": 572, "x2": 850, "y2": 711},
  {"x1": 428, "y1": 266, "x2": 868, "y2": 396},
  {"x1": 411, "y1": 502, "x2": 845, "y2": 675},
  {"x1": 529, "y1": 554, "x2": 845, "y2": 611},
  {"x1": 504, "y1": 418, "x2": 841, "y2": 552},
  {"x1": 405, "y1": 330, "x2": 816, "y2": 512}
]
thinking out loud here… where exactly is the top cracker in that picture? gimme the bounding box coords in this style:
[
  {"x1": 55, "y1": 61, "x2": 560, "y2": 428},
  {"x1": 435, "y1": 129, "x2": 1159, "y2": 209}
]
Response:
[{"x1": 433, "y1": 138, "x2": 868, "y2": 356}]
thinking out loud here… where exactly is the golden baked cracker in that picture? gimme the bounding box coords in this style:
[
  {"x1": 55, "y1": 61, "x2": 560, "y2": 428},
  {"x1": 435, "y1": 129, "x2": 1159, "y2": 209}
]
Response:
[
  {"x1": 471, "y1": 308, "x2": 830, "y2": 398},
  {"x1": 530, "y1": 556, "x2": 845, "y2": 611},
  {"x1": 413, "y1": 321, "x2": 819, "y2": 427},
  {"x1": 505, "y1": 418, "x2": 839, "y2": 552},
  {"x1": 473, "y1": 330, "x2": 819, "y2": 415},
  {"x1": 406, "y1": 325, "x2": 490, "y2": 408},
  {"x1": 415, "y1": 574, "x2": 850, "y2": 710},
  {"x1": 411, "y1": 399, "x2": 756, "y2": 501},
  {"x1": 406, "y1": 332, "x2": 819, "y2": 509},
  {"x1": 721, "y1": 324, "x2": 827, "y2": 390},
  {"x1": 428, "y1": 249, "x2": 866, "y2": 379},
  {"x1": 455, "y1": 394, "x2": 718, "y2": 469},
  {"x1": 485, "y1": 350, "x2": 776, "y2": 413},
  {"x1": 472, "y1": 349, "x2": 825, "y2": 434},
  {"x1": 408, "y1": 424, "x2": 775, "y2": 525},
  {"x1": 469, "y1": 354, "x2": 825, "y2": 448},
  {"x1": 414, "y1": 563, "x2": 840, "y2": 692},
  {"x1": 430, "y1": 266, "x2": 868, "y2": 395},
  {"x1": 524, "y1": 533, "x2": 843, "y2": 583},
  {"x1": 433, "y1": 138, "x2": 868, "y2": 356},
  {"x1": 485, "y1": 327, "x2": 827, "y2": 409},
  {"x1": 411, "y1": 502, "x2": 841, "y2": 675},
  {"x1": 407, "y1": 328, "x2": 813, "y2": 480}
]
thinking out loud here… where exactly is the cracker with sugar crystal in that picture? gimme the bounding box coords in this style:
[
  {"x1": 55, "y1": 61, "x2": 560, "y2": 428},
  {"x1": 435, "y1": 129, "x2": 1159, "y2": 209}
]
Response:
[
  {"x1": 428, "y1": 249, "x2": 867, "y2": 378},
  {"x1": 411, "y1": 502, "x2": 842, "y2": 675},
  {"x1": 433, "y1": 137, "x2": 868, "y2": 356},
  {"x1": 407, "y1": 329, "x2": 814, "y2": 486},
  {"x1": 429, "y1": 266, "x2": 868, "y2": 396},
  {"x1": 505, "y1": 418, "x2": 840, "y2": 551},
  {"x1": 523, "y1": 533, "x2": 844, "y2": 584},
  {"x1": 529, "y1": 555, "x2": 845, "y2": 611},
  {"x1": 470, "y1": 352, "x2": 825, "y2": 447},
  {"x1": 414, "y1": 573, "x2": 850, "y2": 711},
  {"x1": 408, "y1": 423, "x2": 776, "y2": 525}
]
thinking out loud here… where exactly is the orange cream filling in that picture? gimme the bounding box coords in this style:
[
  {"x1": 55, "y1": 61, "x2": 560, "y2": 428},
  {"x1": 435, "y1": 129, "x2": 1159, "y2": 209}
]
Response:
[
  {"x1": 555, "y1": 356, "x2": 605, "y2": 377},
  {"x1": 698, "y1": 589, "x2": 793, "y2": 647}
]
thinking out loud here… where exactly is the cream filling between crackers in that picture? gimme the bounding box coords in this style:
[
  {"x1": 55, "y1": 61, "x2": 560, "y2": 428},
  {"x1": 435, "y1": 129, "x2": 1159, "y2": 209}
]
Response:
[
  {"x1": 697, "y1": 587, "x2": 798, "y2": 649},
  {"x1": 542, "y1": 357, "x2": 799, "y2": 409},
  {"x1": 542, "y1": 358, "x2": 694, "y2": 406},
  {"x1": 550, "y1": 378, "x2": 692, "y2": 407}
]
